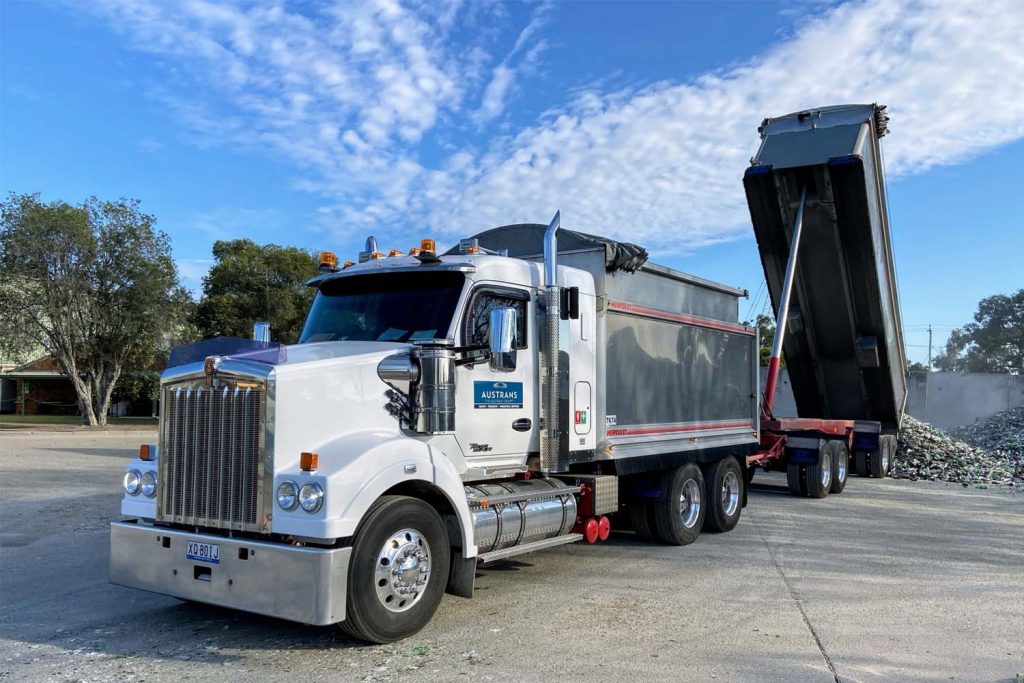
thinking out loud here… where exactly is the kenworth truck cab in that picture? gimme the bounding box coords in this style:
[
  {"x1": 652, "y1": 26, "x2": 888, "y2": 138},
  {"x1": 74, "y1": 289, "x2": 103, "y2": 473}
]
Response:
[{"x1": 111, "y1": 213, "x2": 764, "y2": 643}]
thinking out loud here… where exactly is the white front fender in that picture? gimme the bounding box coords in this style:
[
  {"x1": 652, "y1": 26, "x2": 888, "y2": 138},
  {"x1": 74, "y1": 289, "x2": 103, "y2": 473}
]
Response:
[{"x1": 270, "y1": 431, "x2": 476, "y2": 557}]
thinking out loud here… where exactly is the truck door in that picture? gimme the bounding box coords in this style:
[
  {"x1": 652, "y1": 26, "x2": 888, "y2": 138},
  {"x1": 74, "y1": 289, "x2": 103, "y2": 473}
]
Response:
[{"x1": 456, "y1": 286, "x2": 536, "y2": 460}]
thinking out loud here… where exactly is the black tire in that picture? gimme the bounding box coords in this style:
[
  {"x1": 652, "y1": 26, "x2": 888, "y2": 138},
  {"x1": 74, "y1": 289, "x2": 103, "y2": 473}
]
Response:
[
  {"x1": 804, "y1": 442, "x2": 832, "y2": 499},
  {"x1": 854, "y1": 449, "x2": 869, "y2": 476},
  {"x1": 628, "y1": 499, "x2": 656, "y2": 541},
  {"x1": 340, "y1": 496, "x2": 450, "y2": 644},
  {"x1": 881, "y1": 434, "x2": 897, "y2": 476},
  {"x1": 828, "y1": 440, "x2": 849, "y2": 494},
  {"x1": 870, "y1": 439, "x2": 889, "y2": 478},
  {"x1": 703, "y1": 458, "x2": 744, "y2": 533},
  {"x1": 786, "y1": 462, "x2": 805, "y2": 496},
  {"x1": 651, "y1": 464, "x2": 705, "y2": 545}
]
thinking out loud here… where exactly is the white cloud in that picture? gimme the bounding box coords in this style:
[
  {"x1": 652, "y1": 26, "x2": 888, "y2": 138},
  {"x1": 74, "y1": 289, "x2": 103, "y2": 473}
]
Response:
[
  {"x1": 175, "y1": 258, "x2": 213, "y2": 293},
  {"x1": 78, "y1": 0, "x2": 1024, "y2": 254},
  {"x1": 472, "y1": 1, "x2": 553, "y2": 124},
  {"x1": 421, "y1": 0, "x2": 1024, "y2": 251}
]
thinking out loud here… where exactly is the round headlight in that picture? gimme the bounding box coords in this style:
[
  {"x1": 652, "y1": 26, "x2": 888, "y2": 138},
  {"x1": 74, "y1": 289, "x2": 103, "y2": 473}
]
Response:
[
  {"x1": 276, "y1": 481, "x2": 299, "y2": 511},
  {"x1": 299, "y1": 482, "x2": 324, "y2": 513},
  {"x1": 123, "y1": 469, "x2": 142, "y2": 496},
  {"x1": 141, "y1": 470, "x2": 157, "y2": 498}
]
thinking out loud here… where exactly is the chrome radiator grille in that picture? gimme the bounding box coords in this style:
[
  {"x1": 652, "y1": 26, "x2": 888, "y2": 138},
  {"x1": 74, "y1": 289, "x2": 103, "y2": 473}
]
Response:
[{"x1": 157, "y1": 382, "x2": 267, "y2": 532}]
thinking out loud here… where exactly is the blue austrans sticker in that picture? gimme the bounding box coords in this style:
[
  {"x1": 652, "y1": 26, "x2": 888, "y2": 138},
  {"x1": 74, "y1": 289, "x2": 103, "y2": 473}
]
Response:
[{"x1": 473, "y1": 381, "x2": 523, "y2": 409}]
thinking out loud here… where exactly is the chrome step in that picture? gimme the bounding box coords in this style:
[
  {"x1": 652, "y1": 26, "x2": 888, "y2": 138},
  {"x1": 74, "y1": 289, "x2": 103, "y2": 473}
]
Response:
[{"x1": 477, "y1": 533, "x2": 583, "y2": 564}]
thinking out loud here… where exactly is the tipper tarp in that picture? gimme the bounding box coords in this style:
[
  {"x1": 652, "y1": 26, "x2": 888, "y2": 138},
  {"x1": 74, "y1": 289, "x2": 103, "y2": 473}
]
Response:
[{"x1": 744, "y1": 104, "x2": 907, "y2": 428}]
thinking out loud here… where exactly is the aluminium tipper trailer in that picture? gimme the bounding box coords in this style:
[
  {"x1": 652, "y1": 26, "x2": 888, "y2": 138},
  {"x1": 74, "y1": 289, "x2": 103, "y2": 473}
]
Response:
[{"x1": 744, "y1": 104, "x2": 906, "y2": 484}]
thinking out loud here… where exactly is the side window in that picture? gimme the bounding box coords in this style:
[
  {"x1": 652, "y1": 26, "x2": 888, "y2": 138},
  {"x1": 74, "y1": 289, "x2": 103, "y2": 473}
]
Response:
[{"x1": 466, "y1": 290, "x2": 529, "y2": 350}]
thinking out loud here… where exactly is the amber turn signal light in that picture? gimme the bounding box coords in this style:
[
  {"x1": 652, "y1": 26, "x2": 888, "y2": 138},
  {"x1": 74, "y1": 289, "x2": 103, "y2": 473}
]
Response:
[
  {"x1": 300, "y1": 452, "x2": 319, "y2": 471},
  {"x1": 139, "y1": 444, "x2": 154, "y2": 461}
]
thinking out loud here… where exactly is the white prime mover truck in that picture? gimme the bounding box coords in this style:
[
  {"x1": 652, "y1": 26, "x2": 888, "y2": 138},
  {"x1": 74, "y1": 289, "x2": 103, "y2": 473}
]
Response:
[{"x1": 111, "y1": 103, "x2": 904, "y2": 644}]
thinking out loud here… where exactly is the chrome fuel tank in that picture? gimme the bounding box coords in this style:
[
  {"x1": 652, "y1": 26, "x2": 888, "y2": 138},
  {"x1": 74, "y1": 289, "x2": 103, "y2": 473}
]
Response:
[{"x1": 465, "y1": 479, "x2": 577, "y2": 554}]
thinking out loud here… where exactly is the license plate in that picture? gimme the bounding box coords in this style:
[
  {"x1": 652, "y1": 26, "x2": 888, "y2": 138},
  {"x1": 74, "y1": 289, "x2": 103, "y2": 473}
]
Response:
[{"x1": 186, "y1": 541, "x2": 220, "y2": 564}]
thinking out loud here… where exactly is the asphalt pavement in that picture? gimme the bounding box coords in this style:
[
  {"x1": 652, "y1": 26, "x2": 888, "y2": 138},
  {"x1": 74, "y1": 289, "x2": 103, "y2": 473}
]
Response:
[{"x1": 1, "y1": 432, "x2": 1021, "y2": 682}]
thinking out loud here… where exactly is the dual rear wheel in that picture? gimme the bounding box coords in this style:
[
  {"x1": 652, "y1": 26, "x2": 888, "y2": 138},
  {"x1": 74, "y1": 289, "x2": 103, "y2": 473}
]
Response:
[
  {"x1": 854, "y1": 434, "x2": 896, "y2": 478},
  {"x1": 629, "y1": 457, "x2": 745, "y2": 545},
  {"x1": 786, "y1": 440, "x2": 848, "y2": 498}
]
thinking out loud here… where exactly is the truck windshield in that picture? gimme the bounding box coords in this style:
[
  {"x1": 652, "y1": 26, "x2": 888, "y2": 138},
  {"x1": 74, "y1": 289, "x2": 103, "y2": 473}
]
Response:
[{"x1": 299, "y1": 271, "x2": 465, "y2": 344}]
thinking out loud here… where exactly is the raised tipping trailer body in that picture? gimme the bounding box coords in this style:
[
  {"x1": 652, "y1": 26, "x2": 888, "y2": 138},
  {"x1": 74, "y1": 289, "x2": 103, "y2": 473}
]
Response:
[
  {"x1": 743, "y1": 104, "x2": 906, "y2": 484},
  {"x1": 744, "y1": 104, "x2": 907, "y2": 431}
]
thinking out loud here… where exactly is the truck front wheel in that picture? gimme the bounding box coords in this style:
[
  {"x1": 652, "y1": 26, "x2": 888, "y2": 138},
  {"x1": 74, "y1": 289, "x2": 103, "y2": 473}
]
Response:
[{"x1": 340, "y1": 496, "x2": 450, "y2": 644}]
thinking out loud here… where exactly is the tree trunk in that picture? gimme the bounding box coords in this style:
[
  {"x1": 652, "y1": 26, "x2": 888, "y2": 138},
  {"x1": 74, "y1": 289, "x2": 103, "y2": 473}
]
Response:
[
  {"x1": 93, "y1": 365, "x2": 122, "y2": 427},
  {"x1": 69, "y1": 373, "x2": 98, "y2": 426}
]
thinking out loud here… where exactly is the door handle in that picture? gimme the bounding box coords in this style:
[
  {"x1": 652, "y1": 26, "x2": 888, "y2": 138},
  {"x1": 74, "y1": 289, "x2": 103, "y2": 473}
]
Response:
[{"x1": 512, "y1": 418, "x2": 532, "y2": 432}]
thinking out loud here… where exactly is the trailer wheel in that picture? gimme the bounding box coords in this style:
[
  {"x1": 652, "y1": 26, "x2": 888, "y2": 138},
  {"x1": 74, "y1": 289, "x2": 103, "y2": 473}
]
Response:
[
  {"x1": 803, "y1": 443, "x2": 832, "y2": 499},
  {"x1": 870, "y1": 441, "x2": 887, "y2": 478},
  {"x1": 628, "y1": 500, "x2": 657, "y2": 541},
  {"x1": 786, "y1": 463, "x2": 805, "y2": 496},
  {"x1": 828, "y1": 440, "x2": 849, "y2": 494},
  {"x1": 854, "y1": 449, "x2": 869, "y2": 476},
  {"x1": 340, "y1": 496, "x2": 450, "y2": 644},
  {"x1": 651, "y1": 464, "x2": 705, "y2": 545},
  {"x1": 881, "y1": 434, "x2": 897, "y2": 476},
  {"x1": 703, "y1": 458, "x2": 744, "y2": 533}
]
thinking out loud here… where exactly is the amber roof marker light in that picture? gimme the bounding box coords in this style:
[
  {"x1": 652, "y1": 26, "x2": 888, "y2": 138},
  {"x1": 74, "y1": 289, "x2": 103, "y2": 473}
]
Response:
[
  {"x1": 414, "y1": 238, "x2": 442, "y2": 264},
  {"x1": 318, "y1": 251, "x2": 339, "y2": 272}
]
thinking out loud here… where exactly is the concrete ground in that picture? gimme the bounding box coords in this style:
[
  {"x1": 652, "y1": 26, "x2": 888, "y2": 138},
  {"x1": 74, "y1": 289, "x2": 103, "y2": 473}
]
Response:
[{"x1": 1, "y1": 433, "x2": 1021, "y2": 682}]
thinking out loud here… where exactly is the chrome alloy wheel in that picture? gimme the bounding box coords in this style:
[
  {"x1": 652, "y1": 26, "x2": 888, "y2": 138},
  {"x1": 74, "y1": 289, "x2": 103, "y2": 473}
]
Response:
[
  {"x1": 820, "y1": 451, "x2": 832, "y2": 489},
  {"x1": 880, "y1": 446, "x2": 890, "y2": 473},
  {"x1": 374, "y1": 528, "x2": 432, "y2": 613},
  {"x1": 837, "y1": 450, "x2": 848, "y2": 481},
  {"x1": 721, "y1": 471, "x2": 741, "y2": 517},
  {"x1": 680, "y1": 478, "x2": 702, "y2": 529}
]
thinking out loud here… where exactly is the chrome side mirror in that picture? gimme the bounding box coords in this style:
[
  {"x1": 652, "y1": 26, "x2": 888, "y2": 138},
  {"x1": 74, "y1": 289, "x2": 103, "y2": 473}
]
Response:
[{"x1": 488, "y1": 307, "x2": 518, "y2": 372}]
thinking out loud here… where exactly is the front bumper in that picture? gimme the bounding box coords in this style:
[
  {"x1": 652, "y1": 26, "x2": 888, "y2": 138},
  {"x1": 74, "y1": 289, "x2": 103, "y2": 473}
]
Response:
[{"x1": 109, "y1": 520, "x2": 351, "y2": 626}]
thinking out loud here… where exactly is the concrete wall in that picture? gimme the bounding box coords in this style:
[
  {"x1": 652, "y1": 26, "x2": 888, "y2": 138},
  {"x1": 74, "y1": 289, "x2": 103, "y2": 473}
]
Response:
[
  {"x1": 764, "y1": 368, "x2": 1024, "y2": 431},
  {"x1": 906, "y1": 371, "x2": 1024, "y2": 431}
]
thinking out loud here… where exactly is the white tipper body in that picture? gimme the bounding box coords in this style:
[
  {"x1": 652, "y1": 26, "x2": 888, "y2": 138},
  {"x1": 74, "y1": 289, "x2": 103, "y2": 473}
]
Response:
[{"x1": 122, "y1": 254, "x2": 597, "y2": 558}]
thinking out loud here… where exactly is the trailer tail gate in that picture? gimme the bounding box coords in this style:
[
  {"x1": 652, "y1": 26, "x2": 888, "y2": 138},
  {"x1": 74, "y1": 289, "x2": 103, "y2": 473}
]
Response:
[{"x1": 744, "y1": 103, "x2": 907, "y2": 429}]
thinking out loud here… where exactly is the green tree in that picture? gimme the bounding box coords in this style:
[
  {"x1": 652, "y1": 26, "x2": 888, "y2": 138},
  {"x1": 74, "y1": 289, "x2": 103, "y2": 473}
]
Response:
[
  {"x1": 194, "y1": 239, "x2": 319, "y2": 344},
  {"x1": 934, "y1": 289, "x2": 1024, "y2": 374},
  {"x1": 743, "y1": 313, "x2": 778, "y2": 367},
  {"x1": 907, "y1": 361, "x2": 930, "y2": 372},
  {"x1": 0, "y1": 193, "x2": 190, "y2": 425}
]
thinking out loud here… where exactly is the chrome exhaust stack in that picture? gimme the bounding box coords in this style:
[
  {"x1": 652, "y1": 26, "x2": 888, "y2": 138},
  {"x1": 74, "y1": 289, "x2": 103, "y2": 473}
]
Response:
[{"x1": 541, "y1": 211, "x2": 561, "y2": 473}]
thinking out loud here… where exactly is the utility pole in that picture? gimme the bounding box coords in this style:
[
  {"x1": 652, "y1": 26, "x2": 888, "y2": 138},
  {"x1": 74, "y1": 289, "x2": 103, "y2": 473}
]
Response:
[{"x1": 927, "y1": 324, "x2": 933, "y2": 369}]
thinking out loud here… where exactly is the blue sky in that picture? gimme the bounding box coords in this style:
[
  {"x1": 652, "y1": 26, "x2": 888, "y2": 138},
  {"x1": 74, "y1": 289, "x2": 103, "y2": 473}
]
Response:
[{"x1": 2, "y1": 0, "x2": 1023, "y2": 366}]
